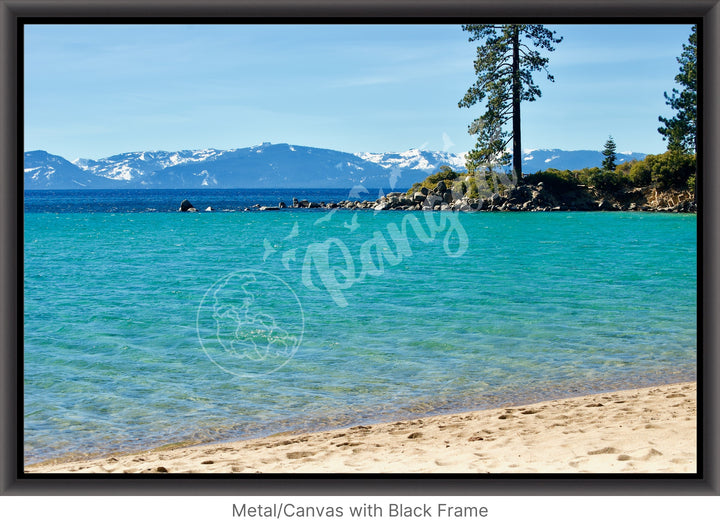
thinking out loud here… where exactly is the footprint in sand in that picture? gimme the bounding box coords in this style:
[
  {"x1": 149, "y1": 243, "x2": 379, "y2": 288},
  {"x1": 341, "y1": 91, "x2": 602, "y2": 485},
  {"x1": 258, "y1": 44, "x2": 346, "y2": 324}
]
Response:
[
  {"x1": 286, "y1": 451, "x2": 316, "y2": 459},
  {"x1": 588, "y1": 447, "x2": 620, "y2": 455},
  {"x1": 640, "y1": 449, "x2": 663, "y2": 460},
  {"x1": 671, "y1": 457, "x2": 694, "y2": 465}
]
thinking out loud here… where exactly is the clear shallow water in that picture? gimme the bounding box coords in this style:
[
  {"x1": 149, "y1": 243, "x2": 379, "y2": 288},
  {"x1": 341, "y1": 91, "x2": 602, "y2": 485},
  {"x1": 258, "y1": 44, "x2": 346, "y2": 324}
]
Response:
[{"x1": 24, "y1": 193, "x2": 697, "y2": 464}]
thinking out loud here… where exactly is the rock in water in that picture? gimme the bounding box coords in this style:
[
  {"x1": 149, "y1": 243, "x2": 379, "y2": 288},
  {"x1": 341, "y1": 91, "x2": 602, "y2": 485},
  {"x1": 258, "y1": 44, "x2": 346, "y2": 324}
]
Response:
[{"x1": 180, "y1": 199, "x2": 195, "y2": 212}]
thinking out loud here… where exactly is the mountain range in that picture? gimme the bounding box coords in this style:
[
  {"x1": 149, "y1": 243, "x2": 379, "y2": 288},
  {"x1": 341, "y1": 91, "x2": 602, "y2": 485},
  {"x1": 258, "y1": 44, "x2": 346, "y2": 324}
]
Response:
[{"x1": 24, "y1": 143, "x2": 647, "y2": 190}]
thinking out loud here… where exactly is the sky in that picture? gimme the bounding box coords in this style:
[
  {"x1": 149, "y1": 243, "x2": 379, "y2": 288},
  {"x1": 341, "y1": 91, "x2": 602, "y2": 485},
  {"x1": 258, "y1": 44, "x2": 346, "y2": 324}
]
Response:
[{"x1": 24, "y1": 23, "x2": 694, "y2": 162}]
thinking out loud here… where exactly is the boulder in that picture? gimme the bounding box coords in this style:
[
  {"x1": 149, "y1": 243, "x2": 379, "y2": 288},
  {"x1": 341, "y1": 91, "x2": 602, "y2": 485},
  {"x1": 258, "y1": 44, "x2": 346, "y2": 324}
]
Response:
[
  {"x1": 489, "y1": 193, "x2": 503, "y2": 206},
  {"x1": 179, "y1": 199, "x2": 195, "y2": 212},
  {"x1": 278, "y1": 201, "x2": 287, "y2": 209},
  {"x1": 423, "y1": 194, "x2": 443, "y2": 208},
  {"x1": 412, "y1": 192, "x2": 427, "y2": 203},
  {"x1": 298, "y1": 200, "x2": 310, "y2": 208},
  {"x1": 292, "y1": 197, "x2": 299, "y2": 207},
  {"x1": 420, "y1": 187, "x2": 430, "y2": 196},
  {"x1": 205, "y1": 206, "x2": 214, "y2": 212},
  {"x1": 435, "y1": 181, "x2": 447, "y2": 194}
]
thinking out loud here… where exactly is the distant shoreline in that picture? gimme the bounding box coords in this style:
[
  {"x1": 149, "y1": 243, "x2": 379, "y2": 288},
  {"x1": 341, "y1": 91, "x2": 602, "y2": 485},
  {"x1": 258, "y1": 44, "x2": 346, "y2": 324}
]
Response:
[{"x1": 177, "y1": 182, "x2": 696, "y2": 214}]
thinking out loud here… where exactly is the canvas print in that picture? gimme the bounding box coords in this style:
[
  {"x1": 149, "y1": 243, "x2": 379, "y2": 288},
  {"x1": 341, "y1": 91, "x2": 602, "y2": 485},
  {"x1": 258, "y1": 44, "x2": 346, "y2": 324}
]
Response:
[{"x1": 23, "y1": 23, "x2": 697, "y2": 474}]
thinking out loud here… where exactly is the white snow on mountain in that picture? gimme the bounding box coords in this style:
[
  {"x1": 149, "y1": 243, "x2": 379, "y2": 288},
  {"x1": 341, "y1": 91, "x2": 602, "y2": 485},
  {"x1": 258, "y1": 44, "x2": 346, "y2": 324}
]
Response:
[
  {"x1": 27, "y1": 144, "x2": 648, "y2": 190},
  {"x1": 75, "y1": 149, "x2": 228, "y2": 181},
  {"x1": 354, "y1": 149, "x2": 466, "y2": 173}
]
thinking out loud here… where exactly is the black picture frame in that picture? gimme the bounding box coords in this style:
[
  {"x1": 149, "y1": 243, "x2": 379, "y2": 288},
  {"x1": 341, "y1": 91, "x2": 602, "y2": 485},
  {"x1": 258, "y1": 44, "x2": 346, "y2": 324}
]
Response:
[{"x1": 2, "y1": 0, "x2": 717, "y2": 496}]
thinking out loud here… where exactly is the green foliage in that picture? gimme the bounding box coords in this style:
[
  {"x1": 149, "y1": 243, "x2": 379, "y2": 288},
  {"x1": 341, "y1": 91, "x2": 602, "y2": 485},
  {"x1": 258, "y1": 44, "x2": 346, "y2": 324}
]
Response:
[
  {"x1": 406, "y1": 165, "x2": 521, "y2": 199},
  {"x1": 407, "y1": 165, "x2": 462, "y2": 195},
  {"x1": 578, "y1": 168, "x2": 622, "y2": 192},
  {"x1": 459, "y1": 24, "x2": 562, "y2": 177},
  {"x1": 408, "y1": 153, "x2": 695, "y2": 203},
  {"x1": 628, "y1": 160, "x2": 653, "y2": 186},
  {"x1": 658, "y1": 25, "x2": 697, "y2": 154},
  {"x1": 523, "y1": 168, "x2": 579, "y2": 193},
  {"x1": 525, "y1": 154, "x2": 695, "y2": 195},
  {"x1": 615, "y1": 160, "x2": 634, "y2": 178},
  {"x1": 601, "y1": 136, "x2": 617, "y2": 171},
  {"x1": 627, "y1": 151, "x2": 696, "y2": 190}
]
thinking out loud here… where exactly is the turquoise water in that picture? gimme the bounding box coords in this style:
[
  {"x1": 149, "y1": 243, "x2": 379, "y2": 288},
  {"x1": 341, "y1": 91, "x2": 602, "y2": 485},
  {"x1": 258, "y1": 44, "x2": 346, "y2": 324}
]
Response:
[{"x1": 24, "y1": 209, "x2": 697, "y2": 464}]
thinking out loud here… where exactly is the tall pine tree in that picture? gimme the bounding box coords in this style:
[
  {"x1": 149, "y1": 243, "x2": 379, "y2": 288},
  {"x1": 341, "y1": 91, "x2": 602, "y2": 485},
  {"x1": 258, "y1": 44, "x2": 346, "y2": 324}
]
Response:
[
  {"x1": 658, "y1": 25, "x2": 697, "y2": 154},
  {"x1": 602, "y1": 136, "x2": 617, "y2": 171},
  {"x1": 459, "y1": 24, "x2": 562, "y2": 181}
]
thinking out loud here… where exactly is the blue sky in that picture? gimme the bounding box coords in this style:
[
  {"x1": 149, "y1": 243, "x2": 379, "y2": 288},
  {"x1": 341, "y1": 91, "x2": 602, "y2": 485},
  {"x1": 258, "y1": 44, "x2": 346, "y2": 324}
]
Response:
[{"x1": 24, "y1": 23, "x2": 694, "y2": 161}]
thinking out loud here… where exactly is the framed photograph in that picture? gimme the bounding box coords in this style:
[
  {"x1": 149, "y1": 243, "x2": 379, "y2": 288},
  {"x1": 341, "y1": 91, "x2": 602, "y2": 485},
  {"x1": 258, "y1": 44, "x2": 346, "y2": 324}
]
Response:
[{"x1": 3, "y1": 0, "x2": 718, "y2": 496}]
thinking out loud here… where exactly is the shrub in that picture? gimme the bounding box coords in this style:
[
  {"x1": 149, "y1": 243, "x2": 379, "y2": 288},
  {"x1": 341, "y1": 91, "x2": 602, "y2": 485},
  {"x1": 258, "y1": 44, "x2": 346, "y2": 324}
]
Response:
[
  {"x1": 407, "y1": 165, "x2": 463, "y2": 195},
  {"x1": 625, "y1": 151, "x2": 695, "y2": 190},
  {"x1": 523, "y1": 168, "x2": 579, "y2": 194},
  {"x1": 578, "y1": 167, "x2": 621, "y2": 192}
]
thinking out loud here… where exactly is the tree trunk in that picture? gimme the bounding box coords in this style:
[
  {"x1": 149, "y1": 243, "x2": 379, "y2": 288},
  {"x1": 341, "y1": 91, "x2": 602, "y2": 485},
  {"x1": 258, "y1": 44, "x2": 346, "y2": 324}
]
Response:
[{"x1": 511, "y1": 25, "x2": 522, "y2": 183}]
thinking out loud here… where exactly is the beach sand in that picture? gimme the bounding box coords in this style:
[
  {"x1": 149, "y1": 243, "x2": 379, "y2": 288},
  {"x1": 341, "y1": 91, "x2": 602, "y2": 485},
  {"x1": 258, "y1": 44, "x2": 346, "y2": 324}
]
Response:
[{"x1": 25, "y1": 381, "x2": 696, "y2": 474}]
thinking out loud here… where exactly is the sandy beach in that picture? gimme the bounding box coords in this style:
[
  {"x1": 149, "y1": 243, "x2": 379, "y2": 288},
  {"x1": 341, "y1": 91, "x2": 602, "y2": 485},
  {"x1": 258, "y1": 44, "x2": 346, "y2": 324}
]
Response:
[{"x1": 25, "y1": 381, "x2": 696, "y2": 474}]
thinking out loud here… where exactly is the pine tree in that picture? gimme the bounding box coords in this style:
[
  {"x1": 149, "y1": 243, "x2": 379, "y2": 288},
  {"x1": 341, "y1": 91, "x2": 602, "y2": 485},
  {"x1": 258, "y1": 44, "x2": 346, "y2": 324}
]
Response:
[
  {"x1": 458, "y1": 24, "x2": 562, "y2": 182},
  {"x1": 602, "y1": 136, "x2": 617, "y2": 171},
  {"x1": 658, "y1": 25, "x2": 697, "y2": 154}
]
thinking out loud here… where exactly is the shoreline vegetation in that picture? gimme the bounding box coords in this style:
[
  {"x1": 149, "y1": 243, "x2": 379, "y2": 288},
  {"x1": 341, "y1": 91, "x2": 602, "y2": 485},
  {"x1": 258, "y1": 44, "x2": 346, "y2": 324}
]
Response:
[
  {"x1": 25, "y1": 381, "x2": 696, "y2": 474},
  {"x1": 182, "y1": 181, "x2": 696, "y2": 214},
  {"x1": 180, "y1": 158, "x2": 697, "y2": 214}
]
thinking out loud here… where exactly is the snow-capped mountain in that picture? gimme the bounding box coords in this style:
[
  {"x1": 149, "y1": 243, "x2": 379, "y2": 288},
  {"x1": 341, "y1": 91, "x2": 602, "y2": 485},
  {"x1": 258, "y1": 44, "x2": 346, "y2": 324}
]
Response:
[
  {"x1": 74, "y1": 149, "x2": 226, "y2": 182},
  {"x1": 24, "y1": 150, "x2": 116, "y2": 189},
  {"x1": 24, "y1": 144, "x2": 647, "y2": 190},
  {"x1": 354, "y1": 148, "x2": 467, "y2": 173}
]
